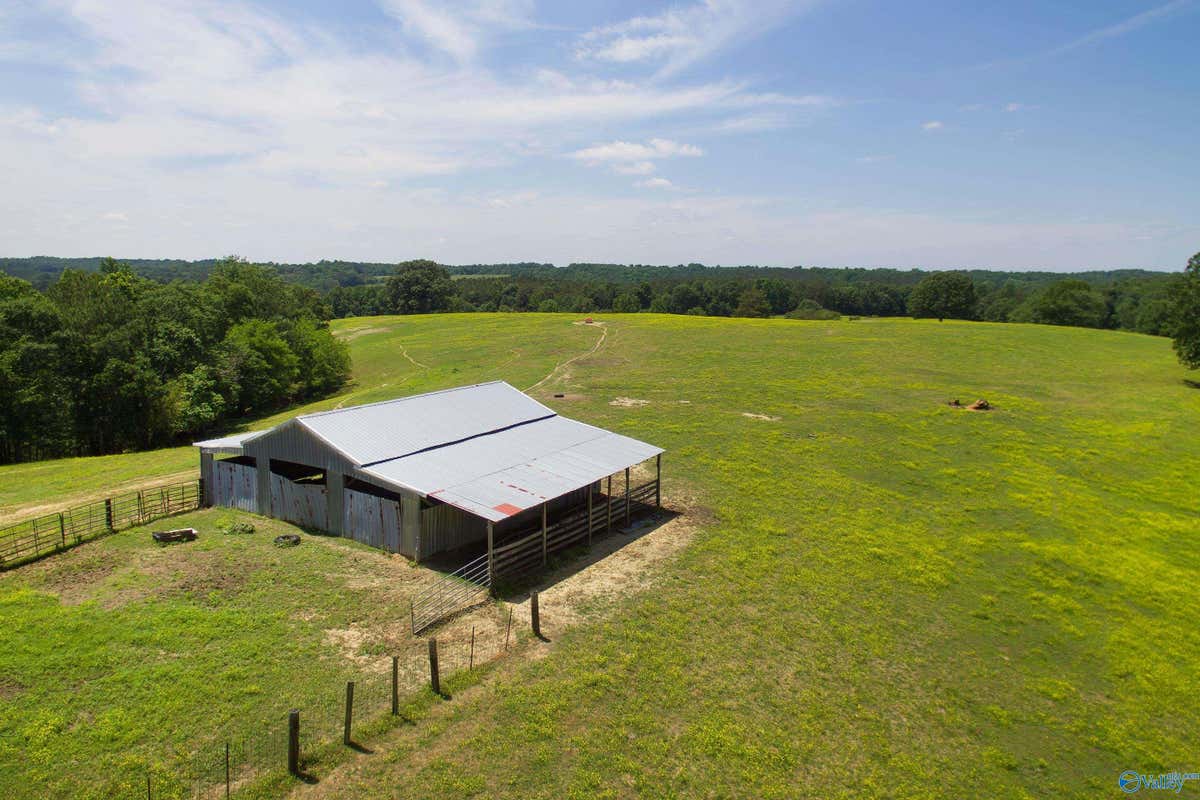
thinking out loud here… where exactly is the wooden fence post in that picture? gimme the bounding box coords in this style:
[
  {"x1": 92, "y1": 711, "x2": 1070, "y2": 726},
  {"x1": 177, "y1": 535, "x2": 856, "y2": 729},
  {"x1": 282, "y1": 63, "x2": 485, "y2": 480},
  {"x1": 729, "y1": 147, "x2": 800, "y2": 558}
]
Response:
[
  {"x1": 428, "y1": 638, "x2": 440, "y2": 695},
  {"x1": 105, "y1": 498, "x2": 114, "y2": 531},
  {"x1": 224, "y1": 741, "x2": 230, "y2": 799},
  {"x1": 58, "y1": 513, "x2": 66, "y2": 549},
  {"x1": 343, "y1": 681, "x2": 355, "y2": 745},
  {"x1": 391, "y1": 656, "x2": 399, "y2": 715},
  {"x1": 287, "y1": 710, "x2": 300, "y2": 775},
  {"x1": 531, "y1": 591, "x2": 541, "y2": 638},
  {"x1": 504, "y1": 609, "x2": 512, "y2": 651}
]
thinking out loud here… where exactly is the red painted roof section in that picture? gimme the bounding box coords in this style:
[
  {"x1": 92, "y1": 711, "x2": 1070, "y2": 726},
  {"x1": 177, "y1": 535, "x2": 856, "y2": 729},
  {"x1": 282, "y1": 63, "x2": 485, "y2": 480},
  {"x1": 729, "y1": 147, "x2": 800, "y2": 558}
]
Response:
[{"x1": 492, "y1": 503, "x2": 523, "y2": 516}]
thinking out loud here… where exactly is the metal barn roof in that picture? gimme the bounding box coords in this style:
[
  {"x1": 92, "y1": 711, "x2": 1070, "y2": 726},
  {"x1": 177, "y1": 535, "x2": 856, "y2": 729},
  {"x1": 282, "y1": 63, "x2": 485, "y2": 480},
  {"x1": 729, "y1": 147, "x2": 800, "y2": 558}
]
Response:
[{"x1": 195, "y1": 381, "x2": 662, "y2": 522}]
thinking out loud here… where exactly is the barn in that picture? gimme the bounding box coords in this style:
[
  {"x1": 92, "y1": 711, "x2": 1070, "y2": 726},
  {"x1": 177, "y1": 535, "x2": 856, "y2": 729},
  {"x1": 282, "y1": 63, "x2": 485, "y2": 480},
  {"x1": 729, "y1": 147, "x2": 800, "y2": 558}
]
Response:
[{"x1": 195, "y1": 381, "x2": 663, "y2": 584}]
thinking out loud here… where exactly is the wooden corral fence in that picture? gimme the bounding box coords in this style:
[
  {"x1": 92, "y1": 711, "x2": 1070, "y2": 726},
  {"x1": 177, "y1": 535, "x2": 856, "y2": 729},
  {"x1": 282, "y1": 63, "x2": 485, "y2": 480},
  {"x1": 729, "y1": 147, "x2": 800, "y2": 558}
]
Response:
[
  {"x1": 491, "y1": 477, "x2": 659, "y2": 581},
  {"x1": 0, "y1": 479, "x2": 200, "y2": 569}
]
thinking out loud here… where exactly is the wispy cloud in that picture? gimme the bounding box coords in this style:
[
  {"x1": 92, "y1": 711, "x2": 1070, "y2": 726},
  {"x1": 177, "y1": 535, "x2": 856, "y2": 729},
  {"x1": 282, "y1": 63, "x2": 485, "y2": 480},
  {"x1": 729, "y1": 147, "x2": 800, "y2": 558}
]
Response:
[
  {"x1": 575, "y1": 0, "x2": 816, "y2": 77},
  {"x1": 570, "y1": 138, "x2": 703, "y2": 163},
  {"x1": 922, "y1": 120, "x2": 944, "y2": 131},
  {"x1": 975, "y1": 0, "x2": 1194, "y2": 69},
  {"x1": 378, "y1": 0, "x2": 536, "y2": 63}
]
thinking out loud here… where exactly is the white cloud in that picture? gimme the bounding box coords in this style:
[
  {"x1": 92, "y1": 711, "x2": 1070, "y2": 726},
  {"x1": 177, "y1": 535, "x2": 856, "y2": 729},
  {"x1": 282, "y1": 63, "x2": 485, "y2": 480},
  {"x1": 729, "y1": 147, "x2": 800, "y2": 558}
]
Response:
[
  {"x1": 636, "y1": 177, "x2": 674, "y2": 189},
  {"x1": 575, "y1": 0, "x2": 814, "y2": 76},
  {"x1": 1004, "y1": 102, "x2": 1025, "y2": 112},
  {"x1": 922, "y1": 120, "x2": 944, "y2": 131},
  {"x1": 101, "y1": 211, "x2": 129, "y2": 223},
  {"x1": 570, "y1": 138, "x2": 703, "y2": 163}
]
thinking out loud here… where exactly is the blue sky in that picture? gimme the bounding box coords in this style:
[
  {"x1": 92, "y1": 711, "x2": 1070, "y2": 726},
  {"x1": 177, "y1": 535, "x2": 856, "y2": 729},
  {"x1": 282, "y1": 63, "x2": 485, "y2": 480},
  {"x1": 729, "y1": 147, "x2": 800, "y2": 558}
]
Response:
[{"x1": 0, "y1": 0, "x2": 1196, "y2": 270}]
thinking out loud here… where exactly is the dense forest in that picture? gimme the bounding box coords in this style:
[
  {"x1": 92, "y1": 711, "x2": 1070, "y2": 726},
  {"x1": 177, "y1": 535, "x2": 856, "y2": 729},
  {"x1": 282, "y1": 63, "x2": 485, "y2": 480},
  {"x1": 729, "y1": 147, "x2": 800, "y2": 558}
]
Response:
[
  {"x1": 2, "y1": 253, "x2": 1195, "y2": 465},
  {"x1": 0, "y1": 258, "x2": 349, "y2": 464},
  {"x1": 0, "y1": 256, "x2": 1178, "y2": 336}
]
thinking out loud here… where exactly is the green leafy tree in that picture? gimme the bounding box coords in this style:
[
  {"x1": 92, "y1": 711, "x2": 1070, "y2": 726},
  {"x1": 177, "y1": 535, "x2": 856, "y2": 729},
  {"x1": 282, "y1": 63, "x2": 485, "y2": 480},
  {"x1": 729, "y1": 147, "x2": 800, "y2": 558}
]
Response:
[
  {"x1": 612, "y1": 292, "x2": 640, "y2": 313},
  {"x1": 1029, "y1": 279, "x2": 1108, "y2": 328},
  {"x1": 733, "y1": 287, "x2": 771, "y2": 318},
  {"x1": 908, "y1": 272, "x2": 977, "y2": 321},
  {"x1": 385, "y1": 260, "x2": 457, "y2": 314},
  {"x1": 218, "y1": 320, "x2": 300, "y2": 414},
  {"x1": 1169, "y1": 252, "x2": 1200, "y2": 368}
]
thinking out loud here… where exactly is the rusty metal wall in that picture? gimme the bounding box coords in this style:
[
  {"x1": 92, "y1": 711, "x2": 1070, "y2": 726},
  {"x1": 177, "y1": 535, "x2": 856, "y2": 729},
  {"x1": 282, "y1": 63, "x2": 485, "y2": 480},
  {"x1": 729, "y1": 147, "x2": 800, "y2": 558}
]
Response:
[
  {"x1": 342, "y1": 486, "x2": 403, "y2": 554},
  {"x1": 269, "y1": 473, "x2": 328, "y2": 530},
  {"x1": 212, "y1": 459, "x2": 257, "y2": 512}
]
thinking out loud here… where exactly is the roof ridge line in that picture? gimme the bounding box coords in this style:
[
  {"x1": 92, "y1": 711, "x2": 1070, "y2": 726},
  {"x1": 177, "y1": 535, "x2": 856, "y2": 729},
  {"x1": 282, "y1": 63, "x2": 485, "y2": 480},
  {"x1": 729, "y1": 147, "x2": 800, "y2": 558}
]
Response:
[{"x1": 358, "y1": 412, "x2": 559, "y2": 468}]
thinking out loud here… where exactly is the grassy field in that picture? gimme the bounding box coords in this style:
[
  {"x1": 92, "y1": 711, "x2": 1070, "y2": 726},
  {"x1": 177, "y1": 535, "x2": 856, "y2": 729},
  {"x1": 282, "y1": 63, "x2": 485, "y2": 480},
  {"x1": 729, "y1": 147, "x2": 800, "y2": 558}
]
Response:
[{"x1": 3, "y1": 314, "x2": 1199, "y2": 798}]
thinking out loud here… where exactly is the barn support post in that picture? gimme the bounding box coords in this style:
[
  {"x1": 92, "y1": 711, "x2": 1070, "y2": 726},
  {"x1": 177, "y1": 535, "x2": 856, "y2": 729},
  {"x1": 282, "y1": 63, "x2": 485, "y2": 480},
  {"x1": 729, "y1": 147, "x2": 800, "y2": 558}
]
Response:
[
  {"x1": 624, "y1": 467, "x2": 631, "y2": 528},
  {"x1": 541, "y1": 502, "x2": 548, "y2": 566},
  {"x1": 486, "y1": 521, "x2": 494, "y2": 591},
  {"x1": 606, "y1": 476, "x2": 613, "y2": 534},
  {"x1": 586, "y1": 483, "x2": 593, "y2": 546},
  {"x1": 655, "y1": 454, "x2": 661, "y2": 507}
]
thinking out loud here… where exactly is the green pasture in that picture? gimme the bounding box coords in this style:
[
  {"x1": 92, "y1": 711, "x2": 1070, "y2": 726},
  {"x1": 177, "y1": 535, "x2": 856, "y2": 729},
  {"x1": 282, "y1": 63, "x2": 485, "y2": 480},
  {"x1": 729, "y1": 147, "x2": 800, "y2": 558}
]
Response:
[{"x1": 2, "y1": 314, "x2": 1197, "y2": 799}]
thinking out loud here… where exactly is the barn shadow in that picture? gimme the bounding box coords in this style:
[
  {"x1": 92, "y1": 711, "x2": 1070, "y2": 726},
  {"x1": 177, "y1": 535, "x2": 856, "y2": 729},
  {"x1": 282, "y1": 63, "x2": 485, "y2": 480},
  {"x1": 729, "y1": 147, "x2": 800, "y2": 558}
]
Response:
[{"x1": 490, "y1": 507, "x2": 681, "y2": 601}]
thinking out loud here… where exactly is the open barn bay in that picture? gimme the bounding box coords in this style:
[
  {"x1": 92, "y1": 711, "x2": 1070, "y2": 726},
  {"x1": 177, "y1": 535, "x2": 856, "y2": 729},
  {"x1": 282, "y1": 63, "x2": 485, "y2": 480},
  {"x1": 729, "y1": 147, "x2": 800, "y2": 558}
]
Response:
[{"x1": 1, "y1": 314, "x2": 1197, "y2": 799}]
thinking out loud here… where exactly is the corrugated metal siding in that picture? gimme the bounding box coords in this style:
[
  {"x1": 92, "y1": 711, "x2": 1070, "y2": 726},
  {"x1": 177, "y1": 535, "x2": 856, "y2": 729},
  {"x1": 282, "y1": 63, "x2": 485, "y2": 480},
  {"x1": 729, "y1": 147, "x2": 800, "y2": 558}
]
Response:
[
  {"x1": 269, "y1": 473, "x2": 328, "y2": 530},
  {"x1": 212, "y1": 459, "x2": 257, "y2": 512},
  {"x1": 343, "y1": 487, "x2": 402, "y2": 553},
  {"x1": 298, "y1": 381, "x2": 553, "y2": 466},
  {"x1": 419, "y1": 502, "x2": 488, "y2": 559},
  {"x1": 244, "y1": 419, "x2": 359, "y2": 476}
]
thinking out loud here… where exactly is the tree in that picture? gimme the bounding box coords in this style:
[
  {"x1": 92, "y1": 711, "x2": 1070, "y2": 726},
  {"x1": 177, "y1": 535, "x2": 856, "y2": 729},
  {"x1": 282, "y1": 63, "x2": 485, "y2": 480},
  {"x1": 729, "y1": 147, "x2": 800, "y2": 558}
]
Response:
[
  {"x1": 612, "y1": 292, "x2": 640, "y2": 313},
  {"x1": 908, "y1": 272, "x2": 977, "y2": 321},
  {"x1": 1028, "y1": 279, "x2": 1108, "y2": 328},
  {"x1": 384, "y1": 260, "x2": 457, "y2": 314},
  {"x1": 733, "y1": 287, "x2": 771, "y2": 318},
  {"x1": 1169, "y1": 252, "x2": 1200, "y2": 368},
  {"x1": 218, "y1": 320, "x2": 299, "y2": 414}
]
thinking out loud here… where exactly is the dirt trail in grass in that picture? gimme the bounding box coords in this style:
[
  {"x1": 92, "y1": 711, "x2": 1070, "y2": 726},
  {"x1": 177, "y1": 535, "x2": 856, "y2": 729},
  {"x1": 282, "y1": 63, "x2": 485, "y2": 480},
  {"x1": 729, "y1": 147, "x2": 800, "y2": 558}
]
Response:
[
  {"x1": 524, "y1": 322, "x2": 608, "y2": 394},
  {"x1": 1, "y1": 469, "x2": 198, "y2": 524}
]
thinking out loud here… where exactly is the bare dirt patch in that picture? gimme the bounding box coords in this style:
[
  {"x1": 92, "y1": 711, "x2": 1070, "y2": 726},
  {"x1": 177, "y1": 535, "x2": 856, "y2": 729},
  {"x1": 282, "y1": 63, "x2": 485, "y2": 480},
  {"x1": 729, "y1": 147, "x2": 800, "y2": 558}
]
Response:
[
  {"x1": 742, "y1": 412, "x2": 781, "y2": 421},
  {"x1": 335, "y1": 326, "x2": 391, "y2": 341},
  {"x1": 610, "y1": 396, "x2": 650, "y2": 407},
  {"x1": 948, "y1": 398, "x2": 994, "y2": 412}
]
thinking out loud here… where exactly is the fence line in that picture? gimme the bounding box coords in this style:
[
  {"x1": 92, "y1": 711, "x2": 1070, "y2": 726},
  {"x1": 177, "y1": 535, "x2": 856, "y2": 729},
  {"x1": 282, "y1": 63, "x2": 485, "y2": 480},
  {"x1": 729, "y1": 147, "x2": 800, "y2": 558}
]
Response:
[
  {"x1": 0, "y1": 479, "x2": 201, "y2": 569},
  {"x1": 129, "y1": 620, "x2": 525, "y2": 799}
]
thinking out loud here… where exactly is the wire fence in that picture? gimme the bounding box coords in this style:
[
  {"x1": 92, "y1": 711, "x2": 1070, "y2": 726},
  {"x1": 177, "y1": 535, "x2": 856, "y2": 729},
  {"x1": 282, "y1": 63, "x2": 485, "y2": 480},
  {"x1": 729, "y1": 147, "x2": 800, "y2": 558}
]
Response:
[
  {"x1": 0, "y1": 480, "x2": 200, "y2": 569},
  {"x1": 123, "y1": 616, "x2": 522, "y2": 799}
]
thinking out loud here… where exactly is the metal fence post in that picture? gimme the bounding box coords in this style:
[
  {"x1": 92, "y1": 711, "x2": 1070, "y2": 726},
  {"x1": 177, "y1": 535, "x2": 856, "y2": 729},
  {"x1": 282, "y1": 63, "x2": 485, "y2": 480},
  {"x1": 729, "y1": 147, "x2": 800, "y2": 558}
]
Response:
[
  {"x1": 469, "y1": 627, "x2": 475, "y2": 670},
  {"x1": 224, "y1": 741, "x2": 230, "y2": 798},
  {"x1": 58, "y1": 513, "x2": 66, "y2": 549}
]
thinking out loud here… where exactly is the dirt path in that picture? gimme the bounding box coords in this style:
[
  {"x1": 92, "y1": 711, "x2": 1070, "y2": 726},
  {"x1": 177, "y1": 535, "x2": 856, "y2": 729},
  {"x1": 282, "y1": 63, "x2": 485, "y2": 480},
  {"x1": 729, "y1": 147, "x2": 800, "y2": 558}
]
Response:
[
  {"x1": 524, "y1": 322, "x2": 608, "y2": 394},
  {"x1": 1, "y1": 469, "x2": 198, "y2": 524}
]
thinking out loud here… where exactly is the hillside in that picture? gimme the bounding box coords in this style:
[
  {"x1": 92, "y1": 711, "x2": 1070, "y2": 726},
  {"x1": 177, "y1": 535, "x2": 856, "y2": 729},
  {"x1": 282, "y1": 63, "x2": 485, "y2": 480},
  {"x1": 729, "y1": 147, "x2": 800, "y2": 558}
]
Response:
[{"x1": 2, "y1": 314, "x2": 1198, "y2": 799}]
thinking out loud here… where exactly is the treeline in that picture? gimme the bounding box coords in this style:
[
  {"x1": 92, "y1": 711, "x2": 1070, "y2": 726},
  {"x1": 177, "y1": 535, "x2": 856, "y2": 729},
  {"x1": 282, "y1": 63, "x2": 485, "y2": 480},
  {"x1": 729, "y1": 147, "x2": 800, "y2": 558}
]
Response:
[
  {"x1": 0, "y1": 258, "x2": 349, "y2": 464},
  {"x1": 319, "y1": 259, "x2": 1177, "y2": 336}
]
